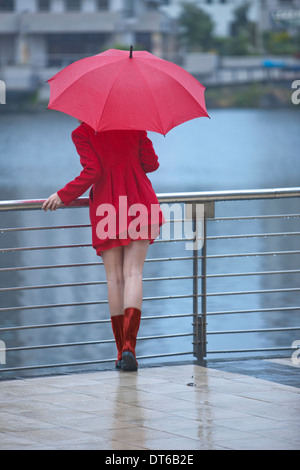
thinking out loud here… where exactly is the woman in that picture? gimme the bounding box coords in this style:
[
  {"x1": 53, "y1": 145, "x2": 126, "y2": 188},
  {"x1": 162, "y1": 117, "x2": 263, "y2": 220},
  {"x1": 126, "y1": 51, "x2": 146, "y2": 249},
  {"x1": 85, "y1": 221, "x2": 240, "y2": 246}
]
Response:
[{"x1": 43, "y1": 121, "x2": 164, "y2": 371}]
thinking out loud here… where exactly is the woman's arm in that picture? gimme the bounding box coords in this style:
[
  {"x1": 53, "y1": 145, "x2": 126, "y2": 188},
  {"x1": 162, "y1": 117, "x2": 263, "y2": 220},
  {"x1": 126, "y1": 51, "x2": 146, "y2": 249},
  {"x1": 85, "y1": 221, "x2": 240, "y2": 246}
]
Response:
[
  {"x1": 43, "y1": 128, "x2": 102, "y2": 211},
  {"x1": 139, "y1": 131, "x2": 159, "y2": 173},
  {"x1": 57, "y1": 130, "x2": 102, "y2": 205}
]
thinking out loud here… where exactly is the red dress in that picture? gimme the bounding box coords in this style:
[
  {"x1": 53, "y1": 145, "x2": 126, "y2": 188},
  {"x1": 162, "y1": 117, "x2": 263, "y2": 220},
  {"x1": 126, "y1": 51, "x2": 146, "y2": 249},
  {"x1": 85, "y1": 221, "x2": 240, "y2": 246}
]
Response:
[{"x1": 57, "y1": 123, "x2": 164, "y2": 256}]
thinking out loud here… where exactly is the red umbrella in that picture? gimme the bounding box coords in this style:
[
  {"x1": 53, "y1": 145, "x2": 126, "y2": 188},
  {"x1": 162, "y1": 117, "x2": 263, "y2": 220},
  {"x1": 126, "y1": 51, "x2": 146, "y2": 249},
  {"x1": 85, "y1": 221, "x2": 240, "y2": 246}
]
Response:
[{"x1": 47, "y1": 47, "x2": 209, "y2": 136}]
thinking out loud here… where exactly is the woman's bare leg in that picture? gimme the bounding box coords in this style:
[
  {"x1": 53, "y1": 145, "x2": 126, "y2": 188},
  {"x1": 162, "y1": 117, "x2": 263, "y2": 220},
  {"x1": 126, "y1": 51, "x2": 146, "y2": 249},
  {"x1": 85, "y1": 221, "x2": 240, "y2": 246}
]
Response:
[
  {"x1": 123, "y1": 240, "x2": 150, "y2": 310},
  {"x1": 121, "y1": 240, "x2": 150, "y2": 370},
  {"x1": 101, "y1": 246, "x2": 124, "y2": 317},
  {"x1": 102, "y1": 240, "x2": 149, "y2": 370},
  {"x1": 101, "y1": 246, "x2": 125, "y2": 368},
  {"x1": 101, "y1": 240, "x2": 150, "y2": 313}
]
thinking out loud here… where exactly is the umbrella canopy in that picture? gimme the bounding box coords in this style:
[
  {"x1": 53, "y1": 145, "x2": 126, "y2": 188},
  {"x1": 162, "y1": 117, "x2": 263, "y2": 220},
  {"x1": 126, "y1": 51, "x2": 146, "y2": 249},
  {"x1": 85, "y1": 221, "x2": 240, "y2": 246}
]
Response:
[{"x1": 47, "y1": 48, "x2": 209, "y2": 136}]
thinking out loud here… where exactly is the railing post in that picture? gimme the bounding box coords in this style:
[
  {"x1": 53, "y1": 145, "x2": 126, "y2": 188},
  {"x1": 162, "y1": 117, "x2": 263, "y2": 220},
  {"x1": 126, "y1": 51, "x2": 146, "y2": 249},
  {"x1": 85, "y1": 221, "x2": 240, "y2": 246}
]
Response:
[
  {"x1": 192, "y1": 202, "x2": 214, "y2": 362},
  {"x1": 192, "y1": 201, "x2": 200, "y2": 360},
  {"x1": 192, "y1": 202, "x2": 206, "y2": 362},
  {"x1": 200, "y1": 209, "x2": 207, "y2": 361}
]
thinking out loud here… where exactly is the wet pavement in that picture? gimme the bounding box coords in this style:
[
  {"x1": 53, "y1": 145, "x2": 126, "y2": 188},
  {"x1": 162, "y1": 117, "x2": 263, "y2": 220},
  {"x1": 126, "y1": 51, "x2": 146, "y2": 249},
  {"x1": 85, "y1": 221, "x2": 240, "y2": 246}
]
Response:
[
  {"x1": 0, "y1": 360, "x2": 299, "y2": 450},
  {"x1": 207, "y1": 357, "x2": 300, "y2": 389}
]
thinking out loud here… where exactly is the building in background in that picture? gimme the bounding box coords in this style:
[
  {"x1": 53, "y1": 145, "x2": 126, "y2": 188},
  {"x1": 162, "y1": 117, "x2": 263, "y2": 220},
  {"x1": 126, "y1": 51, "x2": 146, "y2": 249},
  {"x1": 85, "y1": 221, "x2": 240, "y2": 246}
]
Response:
[
  {"x1": 0, "y1": 0, "x2": 299, "y2": 95},
  {"x1": 0, "y1": 0, "x2": 178, "y2": 69},
  {"x1": 161, "y1": 0, "x2": 259, "y2": 37},
  {"x1": 258, "y1": 0, "x2": 300, "y2": 35},
  {"x1": 161, "y1": 0, "x2": 300, "y2": 37},
  {"x1": 162, "y1": 0, "x2": 300, "y2": 81}
]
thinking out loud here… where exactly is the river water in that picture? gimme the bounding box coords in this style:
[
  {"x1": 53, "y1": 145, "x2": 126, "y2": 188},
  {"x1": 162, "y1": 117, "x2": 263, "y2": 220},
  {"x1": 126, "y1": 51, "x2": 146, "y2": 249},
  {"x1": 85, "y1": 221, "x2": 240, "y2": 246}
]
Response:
[{"x1": 0, "y1": 108, "x2": 299, "y2": 377}]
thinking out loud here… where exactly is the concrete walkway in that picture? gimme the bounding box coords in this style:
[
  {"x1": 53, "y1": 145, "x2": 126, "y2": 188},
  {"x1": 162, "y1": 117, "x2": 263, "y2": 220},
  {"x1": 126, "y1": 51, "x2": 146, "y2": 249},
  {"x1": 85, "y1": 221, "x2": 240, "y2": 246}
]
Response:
[{"x1": 0, "y1": 362, "x2": 300, "y2": 450}]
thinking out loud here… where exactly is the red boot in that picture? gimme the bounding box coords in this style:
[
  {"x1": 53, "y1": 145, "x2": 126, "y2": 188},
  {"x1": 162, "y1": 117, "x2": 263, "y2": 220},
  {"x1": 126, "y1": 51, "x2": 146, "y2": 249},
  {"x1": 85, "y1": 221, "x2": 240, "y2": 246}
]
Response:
[
  {"x1": 110, "y1": 314, "x2": 124, "y2": 369},
  {"x1": 122, "y1": 307, "x2": 141, "y2": 371}
]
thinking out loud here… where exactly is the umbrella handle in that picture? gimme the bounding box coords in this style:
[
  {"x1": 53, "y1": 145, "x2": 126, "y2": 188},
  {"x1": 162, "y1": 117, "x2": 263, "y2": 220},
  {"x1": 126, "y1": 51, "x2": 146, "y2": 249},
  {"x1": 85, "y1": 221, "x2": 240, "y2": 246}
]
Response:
[{"x1": 129, "y1": 46, "x2": 133, "y2": 59}]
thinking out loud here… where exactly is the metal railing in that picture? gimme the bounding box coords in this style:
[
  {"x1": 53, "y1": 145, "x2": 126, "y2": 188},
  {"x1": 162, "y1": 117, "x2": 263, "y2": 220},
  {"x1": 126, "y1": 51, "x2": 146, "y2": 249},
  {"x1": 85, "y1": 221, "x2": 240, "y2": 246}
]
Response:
[
  {"x1": 205, "y1": 65, "x2": 300, "y2": 87},
  {"x1": 0, "y1": 187, "x2": 300, "y2": 378}
]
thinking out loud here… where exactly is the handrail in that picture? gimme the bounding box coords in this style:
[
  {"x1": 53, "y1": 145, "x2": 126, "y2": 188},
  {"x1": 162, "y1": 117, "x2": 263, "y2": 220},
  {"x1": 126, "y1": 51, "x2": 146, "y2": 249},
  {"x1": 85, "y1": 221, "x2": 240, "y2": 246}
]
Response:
[
  {"x1": 0, "y1": 187, "x2": 300, "y2": 211},
  {"x1": 1, "y1": 187, "x2": 300, "y2": 376}
]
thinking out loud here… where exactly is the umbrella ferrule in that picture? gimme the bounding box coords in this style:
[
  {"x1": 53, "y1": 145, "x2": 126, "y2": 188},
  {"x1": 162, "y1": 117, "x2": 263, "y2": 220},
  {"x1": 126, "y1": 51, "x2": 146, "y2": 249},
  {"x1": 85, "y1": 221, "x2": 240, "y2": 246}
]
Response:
[{"x1": 129, "y1": 46, "x2": 133, "y2": 59}]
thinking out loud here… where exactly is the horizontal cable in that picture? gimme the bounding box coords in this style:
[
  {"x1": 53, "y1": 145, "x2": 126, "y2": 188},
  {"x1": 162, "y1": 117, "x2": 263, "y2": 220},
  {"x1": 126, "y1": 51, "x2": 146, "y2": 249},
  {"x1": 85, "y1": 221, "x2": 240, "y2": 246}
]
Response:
[
  {"x1": 0, "y1": 319, "x2": 110, "y2": 332},
  {"x1": 212, "y1": 214, "x2": 300, "y2": 221},
  {"x1": 0, "y1": 224, "x2": 90, "y2": 232},
  {"x1": 1, "y1": 217, "x2": 299, "y2": 233},
  {"x1": 207, "y1": 306, "x2": 300, "y2": 316},
  {"x1": 0, "y1": 243, "x2": 92, "y2": 253},
  {"x1": 3, "y1": 241, "x2": 299, "y2": 258},
  {"x1": 0, "y1": 255, "x2": 197, "y2": 273},
  {"x1": 207, "y1": 287, "x2": 300, "y2": 297},
  {"x1": 207, "y1": 231, "x2": 300, "y2": 241},
  {"x1": 2, "y1": 242, "x2": 299, "y2": 258},
  {"x1": 4, "y1": 332, "x2": 192, "y2": 353},
  {"x1": 207, "y1": 250, "x2": 300, "y2": 259},
  {"x1": 0, "y1": 350, "x2": 193, "y2": 374},
  {"x1": 0, "y1": 237, "x2": 194, "y2": 253},
  {"x1": 2, "y1": 288, "x2": 298, "y2": 313},
  {"x1": 0, "y1": 313, "x2": 193, "y2": 333},
  {"x1": 207, "y1": 326, "x2": 300, "y2": 335},
  {"x1": 207, "y1": 346, "x2": 295, "y2": 354},
  {"x1": 0, "y1": 293, "x2": 198, "y2": 313},
  {"x1": 0, "y1": 300, "x2": 108, "y2": 313},
  {"x1": 0, "y1": 220, "x2": 187, "y2": 232},
  {"x1": 6, "y1": 252, "x2": 297, "y2": 271},
  {"x1": 207, "y1": 269, "x2": 300, "y2": 278},
  {"x1": 0, "y1": 275, "x2": 195, "y2": 294},
  {"x1": 0, "y1": 280, "x2": 107, "y2": 293}
]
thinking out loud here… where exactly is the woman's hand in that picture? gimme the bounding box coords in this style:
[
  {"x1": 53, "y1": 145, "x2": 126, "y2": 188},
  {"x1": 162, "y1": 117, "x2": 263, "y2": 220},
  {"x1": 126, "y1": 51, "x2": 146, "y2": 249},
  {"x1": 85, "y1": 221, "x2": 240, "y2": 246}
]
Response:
[{"x1": 42, "y1": 193, "x2": 62, "y2": 211}]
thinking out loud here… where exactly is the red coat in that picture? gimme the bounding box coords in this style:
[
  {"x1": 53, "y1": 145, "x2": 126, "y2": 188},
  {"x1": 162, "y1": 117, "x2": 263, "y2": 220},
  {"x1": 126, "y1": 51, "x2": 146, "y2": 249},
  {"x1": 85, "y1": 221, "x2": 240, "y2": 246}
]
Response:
[{"x1": 57, "y1": 123, "x2": 164, "y2": 255}]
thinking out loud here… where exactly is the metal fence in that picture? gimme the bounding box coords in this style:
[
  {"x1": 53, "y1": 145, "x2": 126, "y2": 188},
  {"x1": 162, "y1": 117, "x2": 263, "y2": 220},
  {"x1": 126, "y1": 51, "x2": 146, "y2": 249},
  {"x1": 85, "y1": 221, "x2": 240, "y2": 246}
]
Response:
[{"x1": 0, "y1": 187, "x2": 300, "y2": 378}]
